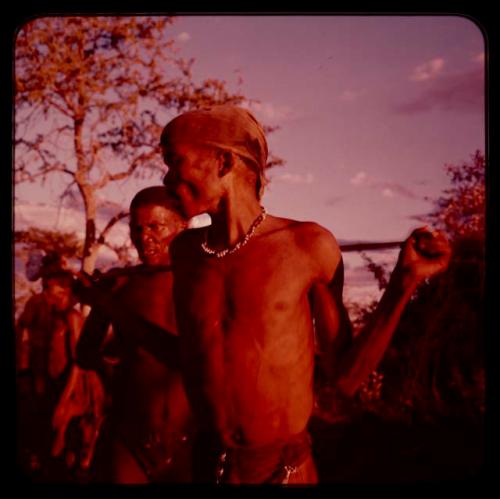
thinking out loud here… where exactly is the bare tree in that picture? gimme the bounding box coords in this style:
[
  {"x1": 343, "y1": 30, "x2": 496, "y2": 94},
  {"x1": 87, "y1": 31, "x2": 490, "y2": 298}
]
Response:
[{"x1": 15, "y1": 16, "x2": 249, "y2": 273}]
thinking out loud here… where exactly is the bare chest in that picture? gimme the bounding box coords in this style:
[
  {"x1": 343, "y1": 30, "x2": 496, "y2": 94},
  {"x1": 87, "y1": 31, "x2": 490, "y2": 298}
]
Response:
[
  {"x1": 176, "y1": 237, "x2": 314, "y2": 335},
  {"x1": 116, "y1": 271, "x2": 176, "y2": 333}
]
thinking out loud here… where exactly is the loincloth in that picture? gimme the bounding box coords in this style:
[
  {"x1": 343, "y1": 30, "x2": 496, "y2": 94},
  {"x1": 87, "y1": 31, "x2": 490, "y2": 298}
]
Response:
[
  {"x1": 194, "y1": 430, "x2": 314, "y2": 484},
  {"x1": 114, "y1": 423, "x2": 192, "y2": 483}
]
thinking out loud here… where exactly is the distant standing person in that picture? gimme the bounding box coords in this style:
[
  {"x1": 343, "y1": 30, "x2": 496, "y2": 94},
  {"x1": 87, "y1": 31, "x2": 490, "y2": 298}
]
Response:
[{"x1": 16, "y1": 258, "x2": 83, "y2": 480}]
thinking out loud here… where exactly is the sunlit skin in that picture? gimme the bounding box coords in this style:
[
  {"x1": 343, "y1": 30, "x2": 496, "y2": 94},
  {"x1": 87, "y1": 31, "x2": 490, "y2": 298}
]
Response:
[
  {"x1": 75, "y1": 202, "x2": 192, "y2": 484},
  {"x1": 163, "y1": 143, "x2": 226, "y2": 220},
  {"x1": 130, "y1": 205, "x2": 182, "y2": 267},
  {"x1": 162, "y1": 142, "x2": 451, "y2": 483}
]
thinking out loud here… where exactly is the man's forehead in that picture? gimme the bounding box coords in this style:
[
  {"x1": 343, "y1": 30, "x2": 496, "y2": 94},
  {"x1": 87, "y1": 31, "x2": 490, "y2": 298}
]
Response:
[
  {"x1": 130, "y1": 203, "x2": 179, "y2": 221},
  {"x1": 161, "y1": 105, "x2": 268, "y2": 172},
  {"x1": 163, "y1": 141, "x2": 214, "y2": 159}
]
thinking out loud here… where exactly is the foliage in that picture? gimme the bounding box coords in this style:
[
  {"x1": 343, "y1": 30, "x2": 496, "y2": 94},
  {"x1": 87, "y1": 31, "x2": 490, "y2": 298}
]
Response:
[
  {"x1": 317, "y1": 151, "x2": 486, "y2": 425},
  {"x1": 360, "y1": 252, "x2": 390, "y2": 291},
  {"x1": 15, "y1": 228, "x2": 83, "y2": 259},
  {"x1": 379, "y1": 235, "x2": 485, "y2": 423},
  {"x1": 371, "y1": 152, "x2": 485, "y2": 423},
  {"x1": 424, "y1": 150, "x2": 485, "y2": 239}
]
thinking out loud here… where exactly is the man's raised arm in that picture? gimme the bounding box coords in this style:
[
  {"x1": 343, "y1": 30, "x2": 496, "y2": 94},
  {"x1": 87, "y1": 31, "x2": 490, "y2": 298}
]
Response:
[{"x1": 313, "y1": 226, "x2": 451, "y2": 398}]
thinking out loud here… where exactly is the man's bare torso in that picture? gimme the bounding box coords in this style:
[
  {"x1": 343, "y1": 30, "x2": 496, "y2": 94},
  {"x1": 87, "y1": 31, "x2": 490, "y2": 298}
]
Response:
[
  {"x1": 172, "y1": 216, "x2": 340, "y2": 448},
  {"x1": 111, "y1": 269, "x2": 190, "y2": 436}
]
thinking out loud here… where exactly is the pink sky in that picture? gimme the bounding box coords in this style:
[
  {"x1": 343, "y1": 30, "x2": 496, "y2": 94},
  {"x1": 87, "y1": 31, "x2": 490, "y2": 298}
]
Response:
[
  {"x1": 17, "y1": 15, "x2": 484, "y2": 243},
  {"x1": 166, "y1": 15, "x2": 485, "y2": 242},
  {"x1": 15, "y1": 15, "x2": 485, "y2": 301}
]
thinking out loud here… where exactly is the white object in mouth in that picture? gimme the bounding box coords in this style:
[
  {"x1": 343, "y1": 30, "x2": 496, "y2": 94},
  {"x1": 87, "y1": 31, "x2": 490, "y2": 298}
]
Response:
[{"x1": 187, "y1": 213, "x2": 212, "y2": 230}]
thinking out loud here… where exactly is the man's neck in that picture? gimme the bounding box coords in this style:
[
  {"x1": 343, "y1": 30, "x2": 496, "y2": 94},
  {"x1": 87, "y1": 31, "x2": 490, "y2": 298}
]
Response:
[{"x1": 207, "y1": 191, "x2": 263, "y2": 249}]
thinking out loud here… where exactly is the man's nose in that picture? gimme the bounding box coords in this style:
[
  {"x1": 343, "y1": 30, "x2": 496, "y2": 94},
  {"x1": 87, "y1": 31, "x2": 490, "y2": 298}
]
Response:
[{"x1": 140, "y1": 228, "x2": 154, "y2": 243}]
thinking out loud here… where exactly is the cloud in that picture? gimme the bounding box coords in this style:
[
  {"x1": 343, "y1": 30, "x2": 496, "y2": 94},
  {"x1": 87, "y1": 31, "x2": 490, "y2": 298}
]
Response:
[
  {"x1": 339, "y1": 89, "x2": 364, "y2": 102},
  {"x1": 410, "y1": 57, "x2": 445, "y2": 82},
  {"x1": 61, "y1": 194, "x2": 126, "y2": 221},
  {"x1": 373, "y1": 182, "x2": 419, "y2": 200},
  {"x1": 342, "y1": 249, "x2": 400, "y2": 306},
  {"x1": 408, "y1": 213, "x2": 429, "y2": 224},
  {"x1": 15, "y1": 202, "x2": 138, "y2": 272},
  {"x1": 243, "y1": 101, "x2": 293, "y2": 123},
  {"x1": 177, "y1": 32, "x2": 191, "y2": 42},
  {"x1": 276, "y1": 172, "x2": 314, "y2": 184},
  {"x1": 350, "y1": 171, "x2": 367, "y2": 186},
  {"x1": 414, "y1": 179, "x2": 429, "y2": 186},
  {"x1": 344, "y1": 265, "x2": 377, "y2": 287},
  {"x1": 325, "y1": 195, "x2": 343, "y2": 206},
  {"x1": 15, "y1": 202, "x2": 130, "y2": 245},
  {"x1": 395, "y1": 66, "x2": 483, "y2": 114},
  {"x1": 343, "y1": 249, "x2": 399, "y2": 284}
]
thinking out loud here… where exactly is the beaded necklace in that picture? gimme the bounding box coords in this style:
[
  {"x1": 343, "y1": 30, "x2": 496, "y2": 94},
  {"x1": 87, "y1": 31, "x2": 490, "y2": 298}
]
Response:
[{"x1": 201, "y1": 206, "x2": 267, "y2": 258}]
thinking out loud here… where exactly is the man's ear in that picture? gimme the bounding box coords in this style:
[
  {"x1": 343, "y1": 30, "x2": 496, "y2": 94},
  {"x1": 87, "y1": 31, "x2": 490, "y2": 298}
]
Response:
[{"x1": 218, "y1": 150, "x2": 235, "y2": 177}]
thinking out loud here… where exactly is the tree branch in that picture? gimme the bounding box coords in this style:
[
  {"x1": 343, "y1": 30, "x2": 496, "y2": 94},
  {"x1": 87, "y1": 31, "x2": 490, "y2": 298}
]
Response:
[
  {"x1": 97, "y1": 211, "x2": 129, "y2": 244},
  {"x1": 93, "y1": 149, "x2": 157, "y2": 189}
]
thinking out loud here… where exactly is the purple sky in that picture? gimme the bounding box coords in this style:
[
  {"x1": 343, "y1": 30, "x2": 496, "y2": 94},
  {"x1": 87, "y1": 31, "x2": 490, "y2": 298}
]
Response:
[
  {"x1": 14, "y1": 15, "x2": 485, "y2": 304},
  {"x1": 16, "y1": 15, "x2": 485, "y2": 243},
  {"x1": 166, "y1": 15, "x2": 485, "y2": 242}
]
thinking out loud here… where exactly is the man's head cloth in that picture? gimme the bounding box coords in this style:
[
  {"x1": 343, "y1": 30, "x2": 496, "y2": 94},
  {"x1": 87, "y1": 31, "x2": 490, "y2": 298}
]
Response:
[{"x1": 161, "y1": 105, "x2": 268, "y2": 199}]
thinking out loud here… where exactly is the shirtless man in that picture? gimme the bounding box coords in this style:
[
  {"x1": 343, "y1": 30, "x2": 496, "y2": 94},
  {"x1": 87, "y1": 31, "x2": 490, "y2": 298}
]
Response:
[
  {"x1": 75, "y1": 186, "x2": 193, "y2": 483},
  {"x1": 160, "y1": 105, "x2": 451, "y2": 484}
]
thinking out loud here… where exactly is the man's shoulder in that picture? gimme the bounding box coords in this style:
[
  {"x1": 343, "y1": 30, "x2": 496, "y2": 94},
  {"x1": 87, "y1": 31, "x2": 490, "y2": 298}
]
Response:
[
  {"x1": 295, "y1": 220, "x2": 335, "y2": 238},
  {"x1": 96, "y1": 265, "x2": 141, "y2": 290},
  {"x1": 298, "y1": 221, "x2": 340, "y2": 260},
  {"x1": 23, "y1": 292, "x2": 49, "y2": 313},
  {"x1": 170, "y1": 228, "x2": 204, "y2": 257},
  {"x1": 266, "y1": 215, "x2": 326, "y2": 235},
  {"x1": 265, "y1": 215, "x2": 340, "y2": 263},
  {"x1": 271, "y1": 218, "x2": 341, "y2": 280},
  {"x1": 277, "y1": 218, "x2": 339, "y2": 250}
]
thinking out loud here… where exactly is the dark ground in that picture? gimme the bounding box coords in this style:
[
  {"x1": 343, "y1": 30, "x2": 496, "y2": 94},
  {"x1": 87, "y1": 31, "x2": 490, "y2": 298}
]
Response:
[
  {"x1": 309, "y1": 413, "x2": 484, "y2": 484},
  {"x1": 17, "y1": 410, "x2": 485, "y2": 485}
]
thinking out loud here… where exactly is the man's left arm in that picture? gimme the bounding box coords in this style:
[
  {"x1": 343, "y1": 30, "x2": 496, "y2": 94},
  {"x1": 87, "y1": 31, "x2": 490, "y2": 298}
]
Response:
[
  {"x1": 334, "y1": 228, "x2": 451, "y2": 397},
  {"x1": 312, "y1": 226, "x2": 451, "y2": 398},
  {"x1": 310, "y1": 258, "x2": 353, "y2": 382}
]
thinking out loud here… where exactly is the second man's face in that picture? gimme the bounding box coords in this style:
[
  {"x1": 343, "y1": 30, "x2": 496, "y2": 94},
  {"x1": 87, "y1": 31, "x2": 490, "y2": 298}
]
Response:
[{"x1": 130, "y1": 205, "x2": 184, "y2": 266}]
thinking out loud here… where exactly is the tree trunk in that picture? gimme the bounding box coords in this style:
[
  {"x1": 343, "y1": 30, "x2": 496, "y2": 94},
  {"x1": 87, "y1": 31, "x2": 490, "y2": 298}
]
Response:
[
  {"x1": 82, "y1": 244, "x2": 99, "y2": 275},
  {"x1": 79, "y1": 184, "x2": 99, "y2": 274}
]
